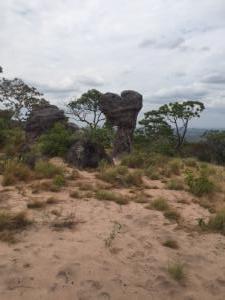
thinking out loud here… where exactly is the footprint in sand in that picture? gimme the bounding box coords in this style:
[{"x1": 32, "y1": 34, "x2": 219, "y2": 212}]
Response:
[{"x1": 77, "y1": 280, "x2": 103, "y2": 300}]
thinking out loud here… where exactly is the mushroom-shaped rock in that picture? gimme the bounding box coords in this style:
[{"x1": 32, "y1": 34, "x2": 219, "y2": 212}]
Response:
[
  {"x1": 99, "y1": 90, "x2": 143, "y2": 156},
  {"x1": 25, "y1": 104, "x2": 67, "y2": 139}
]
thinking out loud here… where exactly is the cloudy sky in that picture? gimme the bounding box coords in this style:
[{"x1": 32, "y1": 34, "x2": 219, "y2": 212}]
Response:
[{"x1": 1, "y1": 0, "x2": 225, "y2": 127}]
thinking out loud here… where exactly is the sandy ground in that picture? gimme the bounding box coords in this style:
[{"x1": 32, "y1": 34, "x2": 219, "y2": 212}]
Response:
[{"x1": 0, "y1": 165, "x2": 225, "y2": 300}]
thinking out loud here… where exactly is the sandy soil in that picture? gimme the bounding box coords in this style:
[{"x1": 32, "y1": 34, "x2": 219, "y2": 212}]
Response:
[{"x1": 0, "y1": 164, "x2": 225, "y2": 300}]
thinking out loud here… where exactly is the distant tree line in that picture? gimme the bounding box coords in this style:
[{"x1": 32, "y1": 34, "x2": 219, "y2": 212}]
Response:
[{"x1": 1, "y1": 65, "x2": 225, "y2": 164}]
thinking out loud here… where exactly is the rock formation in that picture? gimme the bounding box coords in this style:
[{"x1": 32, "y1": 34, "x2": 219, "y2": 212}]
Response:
[
  {"x1": 99, "y1": 90, "x2": 143, "y2": 156},
  {"x1": 66, "y1": 139, "x2": 111, "y2": 168},
  {"x1": 25, "y1": 104, "x2": 66, "y2": 139}
]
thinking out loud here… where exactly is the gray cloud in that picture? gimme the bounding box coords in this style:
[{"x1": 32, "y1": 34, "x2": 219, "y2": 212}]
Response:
[
  {"x1": 0, "y1": 0, "x2": 225, "y2": 128},
  {"x1": 139, "y1": 37, "x2": 185, "y2": 50},
  {"x1": 202, "y1": 73, "x2": 225, "y2": 84}
]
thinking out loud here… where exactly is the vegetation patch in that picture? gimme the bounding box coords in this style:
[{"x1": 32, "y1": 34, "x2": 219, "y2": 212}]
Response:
[
  {"x1": 199, "y1": 209, "x2": 225, "y2": 234},
  {"x1": 27, "y1": 199, "x2": 46, "y2": 209},
  {"x1": 98, "y1": 165, "x2": 142, "y2": 187},
  {"x1": 186, "y1": 171, "x2": 215, "y2": 196},
  {"x1": 166, "y1": 179, "x2": 184, "y2": 190},
  {"x1": 164, "y1": 209, "x2": 181, "y2": 222}
]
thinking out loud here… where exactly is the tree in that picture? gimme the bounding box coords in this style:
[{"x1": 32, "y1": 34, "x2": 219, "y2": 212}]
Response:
[
  {"x1": 67, "y1": 89, "x2": 104, "y2": 129},
  {"x1": 158, "y1": 101, "x2": 205, "y2": 149},
  {"x1": 138, "y1": 110, "x2": 174, "y2": 140},
  {"x1": 0, "y1": 66, "x2": 2, "y2": 73},
  {"x1": 0, "y1": 77, "x2": 48, "y2": 121},
  {"x1": 202, "y1": 130, "x2": 225, "y2": 164}
]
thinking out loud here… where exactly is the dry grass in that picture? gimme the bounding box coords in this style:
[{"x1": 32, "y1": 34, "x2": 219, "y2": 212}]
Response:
[
  {"x1": 98, "y1": 165, "x2": 143, "y2": 187},
  {"x1": 168, "y1": 261, "x2": 185, "y2": 282},
  {"x1": 0, "y1": 211, "x2": 32, "y2": 243},
  {"x1": 34, "y1": 160, "x2": 64, "y2": 179},
  {"x1": 2, "y1": 160, "x2": 32, "y2": 186},
  {"x1": 96, "y1": 190, "x2": 129, "y2": 205},
  {"x1": 51, "y1": 213, "x2": 80, "y2": 230},
  {"x1": 163, "y1": 239, "x2": 179, "y2": 249},
  {"x1": 151, "y1": 197, "x2": 169, "y2": 211},
  {"x1": 27, "y1": 199, "x2": 46, "y2": 209}
]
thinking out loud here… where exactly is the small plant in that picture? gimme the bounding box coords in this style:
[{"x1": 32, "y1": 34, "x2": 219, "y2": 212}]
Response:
[
  {"x1": 168, "y1": 261, "x2": 185, "y2": 281},
  {"x1": 164, "y1": 209, "x2": 181, "y2": 222},
  {"x1": 34, "y1": 160, "x2": 63, "y2": 179},
  {"x1": 163, "y1": 239, "x2": 179, "y2": 249},
  {"x1": 185, "y1": 171, "x2": 215, "y2": 196},
  {"x1": 184, "y1": 158, "x2": 198, "y2": 168},
  {"x1": 166, "y1": 179, "x2": 184, "y2": 190},
  {"x1": 105, "y1": 221, "x2": 122, "y2": 248},
  {"x1": 151, "y1": 197, "x2": 169, "y2": 211},
  {"x1": 96, "y1": 190, "x2": 128, "y2": 205}
]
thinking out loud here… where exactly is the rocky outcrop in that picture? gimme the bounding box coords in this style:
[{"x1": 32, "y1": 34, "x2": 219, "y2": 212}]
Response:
[
  {"x1": 25, "y1": 104, "x2": 67, "y2": 139},
  {"x1": 66, "y1": 139, "x2": 111, "y2": 168},
  {"x1": 99, "y1": 90, "x2": 143, "y2": 156}
]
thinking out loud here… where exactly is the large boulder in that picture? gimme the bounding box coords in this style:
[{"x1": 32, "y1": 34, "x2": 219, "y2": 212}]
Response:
[
  {"x1": 25, "y1": 104, "x2": 67, "y2": 139},
  {"x1": 99, "y1": 90, "x2": 143, "y2": 156},
  {"x1": 66, "y1": 139, "x2": 111, "y2": 168}
]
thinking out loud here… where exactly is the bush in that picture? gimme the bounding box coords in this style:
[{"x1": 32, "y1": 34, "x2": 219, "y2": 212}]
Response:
[
  {"x1": 38, "y1": 123, "x2": 75, "y2": 157},
  {"x1": 185, "y1": 171, "x2": 215, "y2": 196},
  {"x1": 34, "y1": 160, "x2": 63, "y2": 179},
  {"x1": 84, "y1": 126, "x2": 114, "y2": 148},
  {"x1": 2, "y1": 159, "x2": 32, "y2": 185}
]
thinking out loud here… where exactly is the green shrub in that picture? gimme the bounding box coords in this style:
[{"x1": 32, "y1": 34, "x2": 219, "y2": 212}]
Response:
[
  {"x1": 34, "y1": 160, "x2": 63, "y2": 179},
  {"x1": 38, "y1": 123, "x2": 75, "y2": 157},
  {"x1": 53, "y1": 174, "x2": 66, "y2": 188},
  {"x1": 2, "y1": 160, "x2": 32, "y2": 185},
  {"x1": 167, "y1": 159, "x2": 182, "y2": 175},
  {"x1": 185, "y1": 171, "x2": 215, "y2": 196}
]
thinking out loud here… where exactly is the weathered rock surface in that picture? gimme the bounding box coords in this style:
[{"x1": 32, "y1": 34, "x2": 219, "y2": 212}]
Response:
[
  {"x1": 99, "y1": 90, "x2": 142, "y2": 156},
  {"x1": 66, "y1": 139, "x2": 111, "y2": 168},
  {"x1": 25, "y1": 104, "x2": 67, "y2": 139}
]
